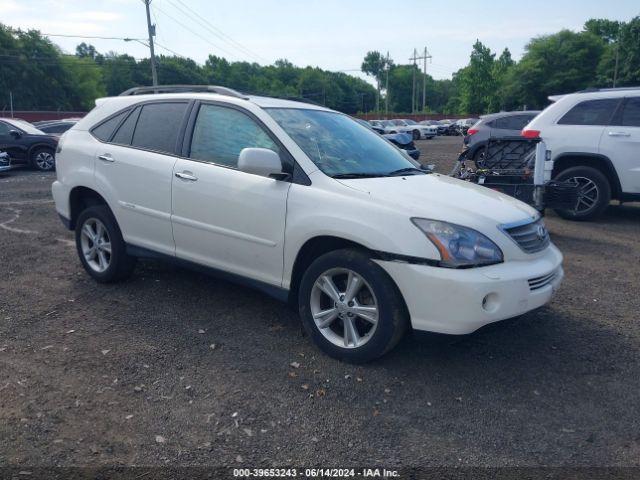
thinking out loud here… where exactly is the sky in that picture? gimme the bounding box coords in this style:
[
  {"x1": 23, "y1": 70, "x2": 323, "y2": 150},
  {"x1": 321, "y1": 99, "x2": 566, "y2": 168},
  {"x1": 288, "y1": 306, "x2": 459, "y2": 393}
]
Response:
[{"x1": 2, "y1": 0, "x2": 639, "y2": 83}]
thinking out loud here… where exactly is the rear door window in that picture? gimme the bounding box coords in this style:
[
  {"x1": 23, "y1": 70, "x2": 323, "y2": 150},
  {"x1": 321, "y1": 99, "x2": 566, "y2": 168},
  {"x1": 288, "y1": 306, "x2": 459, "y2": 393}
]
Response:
[
  {"x1": 558, "y1": 99, "x2": 620, "y2": 126},
  {"x1": 621, "y1": 97, "x2": 640, "y2": 127},
  {"x1": 131, "y1": 102, "x2": 189, "y2": 154}
]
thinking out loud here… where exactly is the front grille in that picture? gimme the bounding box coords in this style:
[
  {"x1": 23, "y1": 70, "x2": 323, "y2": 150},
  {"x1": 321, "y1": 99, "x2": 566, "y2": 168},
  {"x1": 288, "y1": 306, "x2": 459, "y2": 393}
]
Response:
[
  {"x1": 528, "y1": 270, "x2": 557, "y2": 291},
  {"x1": 502, "y1": 218, "x2": 550, "y2": 254}
]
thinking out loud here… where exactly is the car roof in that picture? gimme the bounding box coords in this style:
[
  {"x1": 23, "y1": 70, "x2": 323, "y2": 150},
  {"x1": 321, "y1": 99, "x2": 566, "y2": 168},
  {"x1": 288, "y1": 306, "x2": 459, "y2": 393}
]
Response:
[
  {"x1": 97, "y1": 90, "x2": 333, "y2": 112},
  {"x1": 549, "y1": 87, "x2": 640, "y2": 102},
  {"x1": 479, "y1": 110, "x2": 541, "y2": 121}
]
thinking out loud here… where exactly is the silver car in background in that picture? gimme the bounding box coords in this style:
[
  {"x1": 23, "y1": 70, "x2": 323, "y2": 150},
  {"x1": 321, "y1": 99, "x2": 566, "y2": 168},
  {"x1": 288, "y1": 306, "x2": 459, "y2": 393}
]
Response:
[{"x1": 463, "y1": 111, "x2": 541, "y2": 162}]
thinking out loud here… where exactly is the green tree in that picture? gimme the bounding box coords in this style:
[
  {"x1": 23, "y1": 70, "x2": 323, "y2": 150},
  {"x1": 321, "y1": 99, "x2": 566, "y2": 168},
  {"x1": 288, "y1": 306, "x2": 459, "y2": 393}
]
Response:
[
  {"x1": 63, "y1": 56, "x2": 105, "y2": 109},
  {"x1": 361, "y1": 51, "x2": 389, "y2": 112},
  {"x1": 505, "y1": 30, "x2": 605, "y2": 109},
  {"x1": 457, "y1": 40, "x2": 496, "y2": 114}
]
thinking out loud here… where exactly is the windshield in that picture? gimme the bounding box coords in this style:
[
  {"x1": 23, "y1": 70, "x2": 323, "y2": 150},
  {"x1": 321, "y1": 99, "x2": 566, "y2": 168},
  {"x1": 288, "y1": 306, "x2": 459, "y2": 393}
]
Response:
[
  {"x1": 5, "y1": 118, "x2": 44, "y2": 135},
  {"x1": 404, "y1": 119, "x2": 417, "y2": 125},
  {"x1": 267, "y1": 108, "x2": 418, "y2": 178}
]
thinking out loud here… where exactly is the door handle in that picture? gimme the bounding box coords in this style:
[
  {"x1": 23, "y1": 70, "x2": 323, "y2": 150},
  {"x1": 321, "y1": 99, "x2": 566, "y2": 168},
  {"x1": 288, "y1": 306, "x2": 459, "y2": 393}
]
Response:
[
  {"x1": 98, "y1": 154, "x2": 115, "y2": 162},
  {"x1": 608, "y1": 131, "x2": 631, "y2": 137},
  {"x1": 175, "y1": 171, "x2": 198, "y2": 181}
]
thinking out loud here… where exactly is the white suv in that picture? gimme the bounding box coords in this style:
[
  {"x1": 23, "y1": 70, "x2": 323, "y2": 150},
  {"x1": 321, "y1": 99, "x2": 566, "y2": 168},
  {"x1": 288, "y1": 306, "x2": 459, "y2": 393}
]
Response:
[
  {"x1": 52, "y1": 85, "x2": 563, "y2": 362},
  {"x1": 523, "y1": 87, "x2": 640, "y2": 220}
]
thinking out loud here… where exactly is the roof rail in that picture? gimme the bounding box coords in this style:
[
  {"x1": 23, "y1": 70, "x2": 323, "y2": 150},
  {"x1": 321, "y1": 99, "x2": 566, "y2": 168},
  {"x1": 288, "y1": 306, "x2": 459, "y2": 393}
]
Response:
[
  {"x1": 575, "y1": 86, "x2": 640, "y2": 94},
  {"x1": 118, "y1": 85, "x2": 249, "y2": 99}
]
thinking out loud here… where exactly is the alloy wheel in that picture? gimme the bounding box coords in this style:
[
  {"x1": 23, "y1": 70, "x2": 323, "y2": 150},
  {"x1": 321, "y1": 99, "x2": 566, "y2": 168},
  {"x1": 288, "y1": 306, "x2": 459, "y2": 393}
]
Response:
[
  {"x1": 310, "y1": 268, "x2": 379, "y2": 349},
  {"x1": 567, "y1": 176, "x2": 599, "y2": 214},
  {"x1": 80, "y1": 218, "x2": 112, "y2": 273},
  {"x1": 35, "y1": 151, "x2": 55, "y2": 171}
]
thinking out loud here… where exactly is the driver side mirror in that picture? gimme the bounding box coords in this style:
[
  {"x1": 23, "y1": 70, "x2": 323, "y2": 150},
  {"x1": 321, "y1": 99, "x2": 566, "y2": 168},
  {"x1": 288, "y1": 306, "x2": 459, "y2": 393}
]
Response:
[
  {"x1": 238, "y1": 148, "x2": 290, "y2": 181},
  {"x1": 9, "y1": 130, "x2": 21, "y2": 139}
]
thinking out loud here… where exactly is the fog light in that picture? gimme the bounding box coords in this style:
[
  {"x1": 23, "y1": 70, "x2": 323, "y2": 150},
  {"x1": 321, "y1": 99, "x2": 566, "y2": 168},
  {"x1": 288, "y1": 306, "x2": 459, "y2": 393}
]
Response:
[{"x1": 482, "y1": 293, "x2": 499, "y2": 313}]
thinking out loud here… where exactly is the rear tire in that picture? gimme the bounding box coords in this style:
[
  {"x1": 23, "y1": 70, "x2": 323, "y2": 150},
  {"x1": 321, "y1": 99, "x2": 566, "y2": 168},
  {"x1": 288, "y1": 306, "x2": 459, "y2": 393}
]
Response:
[
  {"x1": 412, "y1": 129, "x2": 421, "y2": 140},
  {"x1": 298, "y1": 249, "x2": 409, "y2": 363},
  {"x1": 31, "y1": 147, "x2": 55, "y2": 171},
  {"x1": 75, "y1": 205, "x2": 136, "y2": 283},
  {"x1": 553, "y1": 166, "x2": 611, "y2": 221}
]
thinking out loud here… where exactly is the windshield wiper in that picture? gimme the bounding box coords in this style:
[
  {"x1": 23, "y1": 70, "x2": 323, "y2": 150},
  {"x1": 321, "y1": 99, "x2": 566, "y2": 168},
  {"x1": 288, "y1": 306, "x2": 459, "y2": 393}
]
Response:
[
  {"x1": 387, "y1": 167, "x2": 428, "y2": 176},
  {"x1": 331, "y1": 172, "x2": 388, "y2": 179}
]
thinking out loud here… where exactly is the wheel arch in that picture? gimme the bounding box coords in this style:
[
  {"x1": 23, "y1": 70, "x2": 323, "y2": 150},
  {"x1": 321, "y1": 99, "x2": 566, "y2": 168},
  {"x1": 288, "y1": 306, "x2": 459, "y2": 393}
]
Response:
[
  {"x1": 27, "y1": 142, "x2": 56, "y2": 159},
  {"x1": 286, "y1": 235, "x2": 408, "y2": 315},
  {"x1": 552, "y1": 153, "x2": 621, "y2": 199},
  {"x1": 68, "y1": 186, "x2": 113, "y2": 230}
]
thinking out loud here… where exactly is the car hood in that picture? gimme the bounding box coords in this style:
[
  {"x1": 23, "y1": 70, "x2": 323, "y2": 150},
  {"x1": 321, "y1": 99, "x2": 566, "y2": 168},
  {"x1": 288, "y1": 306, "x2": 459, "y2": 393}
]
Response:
[{"x1": 336, "y1": 173, "x2": 539, "y2": 228}]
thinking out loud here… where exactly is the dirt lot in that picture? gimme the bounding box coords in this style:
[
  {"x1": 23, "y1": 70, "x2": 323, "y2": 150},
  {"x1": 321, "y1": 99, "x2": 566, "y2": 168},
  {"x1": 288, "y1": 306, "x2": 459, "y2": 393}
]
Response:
[{"x1": 1, "y1": 136, "x2": 640, "y2": 470}]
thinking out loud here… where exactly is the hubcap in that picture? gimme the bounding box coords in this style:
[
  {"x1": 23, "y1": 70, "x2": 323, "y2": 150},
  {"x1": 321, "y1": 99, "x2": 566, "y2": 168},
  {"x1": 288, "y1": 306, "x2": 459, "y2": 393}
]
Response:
[
  {"x1": 310, "y1": 268, "x2": 379, "y2": 349},
  {"x1": 80, "y1": 218, "x2": 111, "y2": 273},
  {"x1": 567, "y1": 176, "x2": 599, "y2": 213},
  {"x1": 35, "y1": 152, "x2": 55, "y2": 170}
]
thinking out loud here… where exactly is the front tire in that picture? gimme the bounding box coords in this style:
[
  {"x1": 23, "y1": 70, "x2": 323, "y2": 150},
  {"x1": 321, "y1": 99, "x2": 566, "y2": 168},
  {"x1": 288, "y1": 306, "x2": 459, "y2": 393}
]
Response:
[
  {"x1": 412, "y1": 129, "x2": 421, "y2": 140},
  {"x1": 75, "y1": 205, "x2": 136, "y2": 283},
  {"x1": 298, "y1": 249, "x2": 409, "y2": 363},
  {"x1": 553, "y1": 166, "x2": 611, "y2": 221},
  {"x1": 31, "y1": 147, "x2": 55, "y2": 171}
]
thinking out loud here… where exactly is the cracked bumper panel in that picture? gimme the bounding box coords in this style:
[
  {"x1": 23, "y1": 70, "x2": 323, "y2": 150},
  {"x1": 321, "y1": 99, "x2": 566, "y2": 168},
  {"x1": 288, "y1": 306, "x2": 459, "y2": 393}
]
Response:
[{"x1": 376, "y1": 244, "x2": 563, "y2": 335}]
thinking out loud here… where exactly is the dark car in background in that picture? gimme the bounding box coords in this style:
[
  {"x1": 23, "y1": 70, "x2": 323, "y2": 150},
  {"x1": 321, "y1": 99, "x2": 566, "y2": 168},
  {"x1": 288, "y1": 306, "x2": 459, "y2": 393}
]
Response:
[
  {"x1": 463, "y1": 111, "x2": 541, "y2": 162},
  {"x1": 0, "y1": 118, "x2": 58, "y2": 171}
]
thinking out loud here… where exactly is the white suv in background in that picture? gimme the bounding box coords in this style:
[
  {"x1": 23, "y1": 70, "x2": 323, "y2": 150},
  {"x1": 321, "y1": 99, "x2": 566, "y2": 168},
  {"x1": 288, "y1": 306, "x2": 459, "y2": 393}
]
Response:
[
  {"x1": 52, "y1": 85, "x2": 563, "y2": 362},
  {"x1": 523, "y1": 87, "x2": 640, "y2": 220}
]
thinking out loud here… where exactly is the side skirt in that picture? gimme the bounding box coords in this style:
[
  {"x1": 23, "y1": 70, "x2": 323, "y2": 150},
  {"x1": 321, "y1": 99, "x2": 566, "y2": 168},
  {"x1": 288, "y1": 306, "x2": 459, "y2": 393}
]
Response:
[{"x1": 125, "y1": 244, "x2": 290, "y2": 303}]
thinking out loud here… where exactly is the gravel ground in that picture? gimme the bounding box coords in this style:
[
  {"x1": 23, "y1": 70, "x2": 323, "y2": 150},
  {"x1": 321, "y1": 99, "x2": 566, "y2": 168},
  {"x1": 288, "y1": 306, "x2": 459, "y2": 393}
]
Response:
[{"x1": 1, "y1": 136, "x2": 639, "y2": 470}]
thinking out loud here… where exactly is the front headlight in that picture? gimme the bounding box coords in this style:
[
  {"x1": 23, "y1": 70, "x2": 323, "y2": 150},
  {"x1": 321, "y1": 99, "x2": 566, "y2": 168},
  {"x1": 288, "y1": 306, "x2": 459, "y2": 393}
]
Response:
[{"x1": 411, "y1": 218, "x2": 503, "y2": 268}]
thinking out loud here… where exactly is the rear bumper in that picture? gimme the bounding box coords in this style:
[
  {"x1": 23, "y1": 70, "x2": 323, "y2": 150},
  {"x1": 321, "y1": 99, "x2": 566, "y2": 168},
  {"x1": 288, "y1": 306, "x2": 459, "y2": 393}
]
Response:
[
  {"x1": 52, "y1": 180, "x2": 71, "y2": 223},
  {"x1": 376, "y1": 244, "x2": 564, "y2": 334}
]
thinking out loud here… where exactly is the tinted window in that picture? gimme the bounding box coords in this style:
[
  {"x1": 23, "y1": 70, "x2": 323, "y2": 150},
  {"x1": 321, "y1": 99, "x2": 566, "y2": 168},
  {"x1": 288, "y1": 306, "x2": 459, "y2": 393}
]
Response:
[
  {"x1": 131, "y1": 102, "x2": 188, "y2": 154},
  {"x1": 495, "y1": 115, "x2": 535, "y2": 130},
  {"x1": 111, "y1": 107, "x2": 140, "y2": 145},
  {"x1": 558, "y1": 99, "x2": 619, "y2": 126},
  {"x1": 0, "y1": 122, "x2": 10, "y2": 136},
  {"x1": 189, "y1": 104, "x2": 279, "y2": 168},
  {"x1": 621, "y1": 97, "x2": 640, "y2": 127},
  {"x1": 92, "y1": 110, "x2": 129, "y2": 141}
]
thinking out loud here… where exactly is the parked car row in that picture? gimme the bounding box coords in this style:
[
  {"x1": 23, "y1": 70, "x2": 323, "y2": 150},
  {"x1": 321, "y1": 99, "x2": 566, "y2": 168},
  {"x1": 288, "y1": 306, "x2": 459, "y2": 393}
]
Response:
[
  {"x1": 367, "y1": 118, "x2": 478, "y2": 137},
  {"x1": 368, "y1": 119, "x2": 437, "y2": 139}
]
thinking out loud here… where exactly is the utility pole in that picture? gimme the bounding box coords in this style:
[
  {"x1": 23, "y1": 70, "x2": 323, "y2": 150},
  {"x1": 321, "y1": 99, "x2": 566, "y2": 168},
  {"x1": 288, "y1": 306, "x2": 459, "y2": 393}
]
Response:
[
  {"x1": 422, "y1": 46, "x2": 432, "y2": 111},
  {"x1": 613, "y1": 42, "x2": 620, "y2": 88},
  {"x1": 144, "y1": 0, "x2": 158, "y2": 87},
  {"x1": 409, "y1": 48, "x2": 430, "y2": 114},
  {"x1": 410, "y1": 49, "x2": 418, "y2": 114},
  {"x1": 385, "y1": 51, "x2": 390, "y2": 118}
]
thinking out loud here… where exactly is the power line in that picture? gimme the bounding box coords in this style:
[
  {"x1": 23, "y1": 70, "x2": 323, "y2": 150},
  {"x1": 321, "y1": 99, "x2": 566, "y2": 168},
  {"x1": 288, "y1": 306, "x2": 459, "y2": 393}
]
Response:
[
  {"x1": 168, "y1": 0, "x2": 267, "y2": 63},
  {"x1": 42, "y1": 33, "x2": 147, "y2": 42},
  {"x1": 151, "y1": 2, "x2": 238, "y2": 59}
]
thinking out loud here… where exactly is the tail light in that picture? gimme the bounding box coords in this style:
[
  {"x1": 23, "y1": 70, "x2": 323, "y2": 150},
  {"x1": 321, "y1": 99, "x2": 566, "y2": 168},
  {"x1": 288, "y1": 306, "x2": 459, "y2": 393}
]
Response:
[
  {"x1": 467, "y1": 128, "x2": 479, "y2": 135},
  {"x1": 521, "y1": 129, "x2": 540, "y2": 139}
]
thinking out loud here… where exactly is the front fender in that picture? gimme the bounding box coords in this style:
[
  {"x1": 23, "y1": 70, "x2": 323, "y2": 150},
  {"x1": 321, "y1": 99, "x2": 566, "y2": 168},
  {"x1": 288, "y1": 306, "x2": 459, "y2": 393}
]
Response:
[{"x1": 282, "y1": 179, "x2": 440, "y2": 288}]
